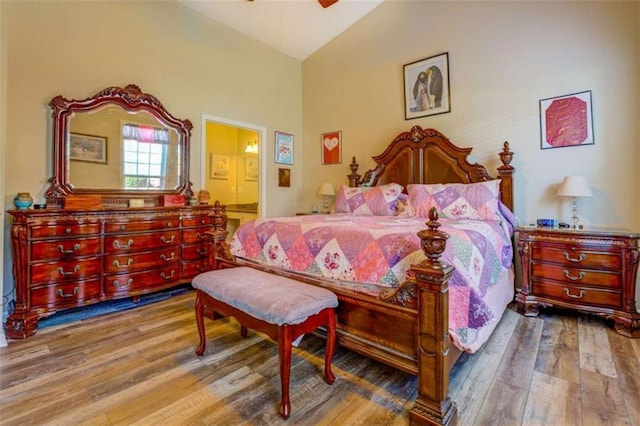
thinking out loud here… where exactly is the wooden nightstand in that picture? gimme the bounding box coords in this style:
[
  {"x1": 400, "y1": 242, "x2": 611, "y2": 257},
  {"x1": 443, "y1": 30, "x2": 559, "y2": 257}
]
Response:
[{"x1": 516, "y1": 226, "x2": 640, "y2": 337}]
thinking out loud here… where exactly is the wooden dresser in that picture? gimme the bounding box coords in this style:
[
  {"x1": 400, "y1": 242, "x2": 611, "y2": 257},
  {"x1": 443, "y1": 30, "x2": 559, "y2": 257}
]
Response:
[
  {"x1": 516, "y1": 226, "x2": 640, "y2": 337},
  {"x1": 6, "y1": 205, "x2": 215, "y2": 339}
]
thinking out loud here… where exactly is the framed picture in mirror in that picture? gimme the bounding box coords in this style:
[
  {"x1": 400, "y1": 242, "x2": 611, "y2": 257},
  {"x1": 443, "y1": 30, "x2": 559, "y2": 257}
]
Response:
[{"x1": 69, "y1": 133, "x2": 107, "y2": 164}]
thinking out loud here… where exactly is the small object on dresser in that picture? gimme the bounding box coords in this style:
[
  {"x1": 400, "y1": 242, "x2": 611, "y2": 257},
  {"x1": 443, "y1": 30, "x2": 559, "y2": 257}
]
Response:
[
  {"x1": 536, "y1": 219, "x2": 557, "y2": 227},
  {"x1": 159, "y1": 194, "x2": 186, "y2": 206},
  {"x1": 188, "y1": 197, "x2": 199, "y2": 206},
  {"x1": 129, "y1": 198, "x2": 145, "y2": 208},
  {"x1": 13, "y1": 192, "x2": 34, "y2": 210},
  {"x1": 64, "y1": 195, "x2": 102, "y2": 209},
  {"x1": 33, "y1": 203, "x2": 46, "y2": 210},
  {"x1": 558, "y1": 222, "x2": 570, "y2": 228},
  {"x1": 198, "y1": 189, "x2": 211, "y2": 205}
]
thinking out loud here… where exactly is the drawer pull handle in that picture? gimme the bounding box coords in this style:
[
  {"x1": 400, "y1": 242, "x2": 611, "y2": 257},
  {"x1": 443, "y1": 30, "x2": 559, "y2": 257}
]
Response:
[
  {"x1": 161, "y1": 235, "x2": 176, "y2": 244},
  {"x1": 160, "y1": 253, "x2": 175, "y2": 262},
  {"x1": 119, "y1": 225, "x2": 126, "y2": 231},
  {"x1": 160, "y1": 270, "x2": 176, "y2": 280},
  {"x1": 166, "y1": 222, "x2": 173, "y2": 228},
  {"x1": 196, "y1": 248, "x2": 207, "y2": 257},
  {"x1": 65, "y1": 228, "x2": 72, "y2": 234},
  {"x1": 56, "y1": 287, "x2": 79, "y2": 298},
  {"x1": 113, "y1": 259, "x2": 134, "y2": 268},
  {"x1": 563, "y1": 288, "x2": 585, "y2": 299},
  {"x1": 563, "y1": 270, "x2": 585, "y2": 281},
  {"x1": 57, "y1": 265, "x2": 80, "y2": 276},
  {"x1": 197, "y1": 264, "x2": 208, "y2": 272},
  {"x1": 113, "y1": 278, "x2": 133, "y2": 289},
  {"x1": 57, "y1": 243, "x2": 80, "y2": 254},
  {"x1": 563, "y1": 252, "x2": 586, "y2": 263},
  {"x1": 113, "y1": 239, "x2": 134, "y2": 249},
  {"x1": 196, "y1": 232, "x2": 205, "y2": 240}
]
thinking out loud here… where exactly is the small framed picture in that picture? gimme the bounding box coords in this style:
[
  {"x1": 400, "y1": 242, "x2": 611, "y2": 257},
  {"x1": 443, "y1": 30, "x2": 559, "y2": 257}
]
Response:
[
  {"x1": 403, "y1": 52, "x2": 451, "y2": 120},
  {"x1": 245, "y1": 157, "x2": 258, "y2": 181},
  {"x1": 278, "y1": 168, "x2": 291, "y2": 187},
  {"x1": 321, "y1": 131, "x2": 342, "y2": 165},
  {"x1": 540, "y1": 90, "x2": 594, "y2": 150},
  {"x1": 69, "y1": 133, "x2": 107, "y2": 163},
  {"x1": 210, "y1": 154, "x2": 230, "y2": 180},
  {"x1": 275, "y1": 131, "x2": 294, "y2": 165}
]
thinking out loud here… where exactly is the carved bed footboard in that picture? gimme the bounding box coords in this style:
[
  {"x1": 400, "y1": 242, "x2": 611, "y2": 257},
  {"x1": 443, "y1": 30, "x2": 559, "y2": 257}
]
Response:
[{"x1": 207, "y1": 202, "x2": 459, "y2": 425}]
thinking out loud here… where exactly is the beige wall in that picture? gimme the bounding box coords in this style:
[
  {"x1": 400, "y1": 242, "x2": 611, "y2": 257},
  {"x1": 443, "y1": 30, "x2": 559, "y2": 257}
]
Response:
[
  {"x1": 2, "y1": 1, "x2": 303, "y2": 319},
  {"x1": 0, "y1": 0, "x2": 7, "y2": 346},
  {"x1": 302, "y1": 1, "x2": 640, "y2": 229}
]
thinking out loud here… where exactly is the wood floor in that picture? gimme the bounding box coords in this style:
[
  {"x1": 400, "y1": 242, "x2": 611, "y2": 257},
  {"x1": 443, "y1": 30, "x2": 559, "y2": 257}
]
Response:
[{"x1": 1, "y1": 291, "x2": 639, "y2": 425}]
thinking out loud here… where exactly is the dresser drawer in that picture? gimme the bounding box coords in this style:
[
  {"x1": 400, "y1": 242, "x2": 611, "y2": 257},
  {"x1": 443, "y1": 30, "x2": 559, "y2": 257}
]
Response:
[
  {"x1": 104, "y1": 265, "x2": 181, "y2": 296},
  {"x1": 182, "y1": 228, "x2": 209, "y2": 245},
  {"x1": 30, "y1": 279, "x2": 101, "y2": 310},
  {"x1": 104, "y1": 247, "x2": 179, "y2": 274},
  {"x1": 105, "y1": 218, "x2": 179, "y2": 233},
  {"x1": 531, "y1": 263, "x2": 620, "y2": 289},
  {"x1": 182, "y1": 244, "x2": 208, "y2": 261},
  {"x1": 31, "y1": 258, "x2": 102, "y2": 286},
  {"x1": 30, "y1": 223, "x2": 101, "y2": 239},
  {"x1": 181, "y1": 259, "x2": 211, "y2": 279},
  {"x1": 31, "y1": 237, "x2": 102, "y2": 261},
  {"x1": 532, "y1": 280, "x2": 621, "y2": 309},
  {"x1": 183, "y1": 216, "x2": 213, "y2": 227},
  {"x1": 531, "y1": 245, "x2": 620, "y2": 270},
  {"x1": 105, "y1": 231, "x2": 180, "y2": 253}
]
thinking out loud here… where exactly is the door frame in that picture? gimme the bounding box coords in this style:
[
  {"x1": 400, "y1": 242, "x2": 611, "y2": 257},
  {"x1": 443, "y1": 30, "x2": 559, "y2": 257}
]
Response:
[{"x1": 201, "y1": 114, "x2": 267, "y2": 217}]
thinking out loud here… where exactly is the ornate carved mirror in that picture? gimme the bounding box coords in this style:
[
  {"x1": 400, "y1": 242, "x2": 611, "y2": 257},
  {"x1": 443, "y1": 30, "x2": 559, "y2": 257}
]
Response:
[{"x1": 45, "y1": 84, "x2": 193, "y2": 208}]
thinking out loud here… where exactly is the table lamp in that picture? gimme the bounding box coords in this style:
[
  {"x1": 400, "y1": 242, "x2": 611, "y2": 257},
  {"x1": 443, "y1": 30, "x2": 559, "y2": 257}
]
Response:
[
  {"x1": 556, "y1": 176, "x2": 593, "y2": 228},
  {"x1": 317, "y1": 183, "x2": 335, "y2": 213}
]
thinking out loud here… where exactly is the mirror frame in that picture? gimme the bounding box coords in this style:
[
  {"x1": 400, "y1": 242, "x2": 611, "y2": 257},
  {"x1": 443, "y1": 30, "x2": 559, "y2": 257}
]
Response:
[{"x1": 45, "y1": 84, "x2": 193, "y2": 208}]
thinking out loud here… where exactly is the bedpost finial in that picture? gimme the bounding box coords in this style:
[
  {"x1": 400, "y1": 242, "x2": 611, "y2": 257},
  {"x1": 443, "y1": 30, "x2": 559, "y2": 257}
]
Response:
[
  {"x1": 417, "y1": 208, "x2": 449, "y2": 264},
  {"x1": 499, "y1": 141, "x2": 514, "y2": 167},
  {"x1": 348, "y1": 156, "x2": 361, "y2": 187}
]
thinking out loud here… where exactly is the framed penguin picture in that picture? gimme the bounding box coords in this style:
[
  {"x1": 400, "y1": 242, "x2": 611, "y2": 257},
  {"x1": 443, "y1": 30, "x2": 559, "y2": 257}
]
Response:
[{"x1": 403, "y1": 52, "x2": 451, "y2": 120}]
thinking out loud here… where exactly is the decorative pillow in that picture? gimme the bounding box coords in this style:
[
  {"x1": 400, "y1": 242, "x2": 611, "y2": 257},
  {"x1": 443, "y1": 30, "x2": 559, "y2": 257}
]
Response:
[
  {"x1": 407, "y1": 180, "x2": 501, "y2": 221},
  {"x1": 333, "y1": 183, "x2": 404, "y2": 216}
]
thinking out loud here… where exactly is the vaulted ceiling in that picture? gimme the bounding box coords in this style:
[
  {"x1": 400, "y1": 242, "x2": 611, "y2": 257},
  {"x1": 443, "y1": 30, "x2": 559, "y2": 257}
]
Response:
[{"x1": 179, "y1": 0, "x2": 384, "y2": 61}]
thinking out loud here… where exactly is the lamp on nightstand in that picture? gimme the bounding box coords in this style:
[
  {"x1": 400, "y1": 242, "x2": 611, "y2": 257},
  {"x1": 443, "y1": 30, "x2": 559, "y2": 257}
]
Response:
[
  {"x1": 317, "y1": 183, "x2": 335, "y2": 213},
  {"x1": 556, "y1": 176, "x2": 593, "y2": 228}
]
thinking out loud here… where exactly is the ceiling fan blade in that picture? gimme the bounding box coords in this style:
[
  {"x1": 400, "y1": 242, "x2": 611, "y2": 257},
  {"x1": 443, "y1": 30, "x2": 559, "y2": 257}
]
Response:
[{"x1": 318, "y1": 0, "x2": 338, "y2": 8}]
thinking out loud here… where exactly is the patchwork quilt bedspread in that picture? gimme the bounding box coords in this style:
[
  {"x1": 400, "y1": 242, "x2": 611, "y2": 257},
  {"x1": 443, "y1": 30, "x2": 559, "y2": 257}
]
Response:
[{"x1": 229, "y1": 214, "x2": 514, "y2": 352}]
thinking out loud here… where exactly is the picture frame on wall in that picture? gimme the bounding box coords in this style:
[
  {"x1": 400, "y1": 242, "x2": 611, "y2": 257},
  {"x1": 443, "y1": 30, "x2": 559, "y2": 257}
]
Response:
[
  {"x1": 69, "y1": 133, "x2": 107, "y2": 163},
  {"x1": 210, "y1": 154, "x2": 230, "y2": 180},
  {"x1": 403, "y1": 52, "x2": 451, "y2": 120},
  {"x1": 278, "y1": 168, "x2": 291, "y2": 187},
  {"x1": 245, "y1": 157, "x2": 258, "y2": 181},
  {"x1": 539, "y1": 90, "x2": 594, "y2": 150},
  {"x1": 274, "y1": 131, "x2": 294, "y2": 165},
  {"x1": 321, "y1": 131, "x2": 342, "y2": 165}
]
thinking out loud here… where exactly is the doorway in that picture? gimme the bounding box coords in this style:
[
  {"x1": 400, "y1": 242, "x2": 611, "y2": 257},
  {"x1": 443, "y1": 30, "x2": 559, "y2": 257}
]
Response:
[{"x1": 201, "y1": 115, "x2": 266, "y2": 237}]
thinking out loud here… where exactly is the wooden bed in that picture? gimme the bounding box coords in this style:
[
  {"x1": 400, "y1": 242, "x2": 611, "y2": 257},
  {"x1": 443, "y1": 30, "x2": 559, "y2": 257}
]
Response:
[{"x1": 207, "y1": 126, "x2": 515, "y2": 425}]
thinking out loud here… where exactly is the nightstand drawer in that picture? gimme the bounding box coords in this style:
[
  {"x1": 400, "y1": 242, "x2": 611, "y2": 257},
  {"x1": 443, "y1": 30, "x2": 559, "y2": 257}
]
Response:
[
  {"x1": 532, "y1": 280, "x2": 621, "y2": 309},
  {"x1": 531, "y1": 263, "x2": 620, "y2": 289},
  {"x1": 531, "y1": 245, "x2": 620, "y2": 270}
]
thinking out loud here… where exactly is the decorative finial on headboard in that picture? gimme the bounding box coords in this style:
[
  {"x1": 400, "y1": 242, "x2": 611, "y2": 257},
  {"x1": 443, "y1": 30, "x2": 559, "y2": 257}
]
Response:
[
  {"x1": 499, "y1": 141, "x2": 514, "y2": 169},
  {"x1": 348, "y1": 156, "x2": 361, "y2": 187}
]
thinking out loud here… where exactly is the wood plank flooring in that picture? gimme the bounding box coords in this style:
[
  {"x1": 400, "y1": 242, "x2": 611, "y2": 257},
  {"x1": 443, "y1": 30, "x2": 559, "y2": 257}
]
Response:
[{"x1": 1, "y1": 291, "x2": 638, "y2": 425}]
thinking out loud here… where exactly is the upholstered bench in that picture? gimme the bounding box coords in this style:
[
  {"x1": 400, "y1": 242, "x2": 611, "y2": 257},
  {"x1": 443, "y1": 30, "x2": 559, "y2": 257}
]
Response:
[{"x1": 191, "y1": 266, "x2": 339, "y2": 419}]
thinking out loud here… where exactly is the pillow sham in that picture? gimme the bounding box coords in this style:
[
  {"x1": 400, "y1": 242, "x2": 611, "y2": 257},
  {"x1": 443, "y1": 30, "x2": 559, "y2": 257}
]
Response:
[
  {"x1": 334, "y1": 183, "x2": 404, "y2": 216},
  {"x1": 406, "y1": 180, "x2": 501, "y2": 221}
]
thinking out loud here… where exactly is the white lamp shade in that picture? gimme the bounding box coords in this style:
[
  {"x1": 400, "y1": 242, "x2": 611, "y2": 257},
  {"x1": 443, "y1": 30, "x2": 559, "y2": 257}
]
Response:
[
  {"x1": 317, "y1": 182, "x2": 335, "y2": 196},
  {"x1": 556, "y1": 176, "x2": 593, "y2": 197}
]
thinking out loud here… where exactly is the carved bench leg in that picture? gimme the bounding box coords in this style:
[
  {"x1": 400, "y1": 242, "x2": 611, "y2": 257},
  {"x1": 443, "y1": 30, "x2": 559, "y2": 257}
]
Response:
[
  {"x1": 278, "y1": 324, "x2": 293, "y2": 419},
  {"x1": 324, "y1": 310, "x2": 336, "y2": 385},
  {"x1": 195, "y1": 290, "x2": 207, "y2": 356}
]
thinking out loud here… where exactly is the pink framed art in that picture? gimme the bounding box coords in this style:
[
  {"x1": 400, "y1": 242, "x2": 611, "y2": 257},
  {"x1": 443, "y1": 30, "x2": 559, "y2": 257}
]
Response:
[{"x1": 321, "y1": 131, "x2": 342, "y2": 165}]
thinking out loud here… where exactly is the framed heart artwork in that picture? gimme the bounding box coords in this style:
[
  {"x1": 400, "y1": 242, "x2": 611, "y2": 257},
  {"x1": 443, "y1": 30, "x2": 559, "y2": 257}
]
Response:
[{"x1": 321, "y1": 131, "x2": 342, "y2": 165}]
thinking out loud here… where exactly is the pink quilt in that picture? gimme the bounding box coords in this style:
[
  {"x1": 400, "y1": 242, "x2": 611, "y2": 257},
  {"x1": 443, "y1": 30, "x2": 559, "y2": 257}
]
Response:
[{"x1": 230, "y1": 214, "x2": 514, "y2": 352}]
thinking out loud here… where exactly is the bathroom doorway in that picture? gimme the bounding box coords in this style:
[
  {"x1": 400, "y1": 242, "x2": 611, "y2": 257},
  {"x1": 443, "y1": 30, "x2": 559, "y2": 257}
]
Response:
[{"x1": 201, "y1": 115, "x2": 266, "y2": 237}]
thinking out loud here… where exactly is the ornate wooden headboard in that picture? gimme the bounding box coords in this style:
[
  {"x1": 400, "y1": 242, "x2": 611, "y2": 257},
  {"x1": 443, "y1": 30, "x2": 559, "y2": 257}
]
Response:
[{"x1": 347, "y1": 126, "x2": 515, "y2": 211}]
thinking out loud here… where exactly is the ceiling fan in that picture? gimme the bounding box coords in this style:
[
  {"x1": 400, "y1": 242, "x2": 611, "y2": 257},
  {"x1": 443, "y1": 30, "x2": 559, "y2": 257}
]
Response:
[{"x1": 247, "y1": 0, "x2": 339, "y2": 8}]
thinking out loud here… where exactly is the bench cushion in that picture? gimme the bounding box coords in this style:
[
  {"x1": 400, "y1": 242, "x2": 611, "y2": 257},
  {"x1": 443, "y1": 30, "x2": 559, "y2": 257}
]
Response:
[{"x1": 192, "y1": 267, "x2": 338, "y2": 326}]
